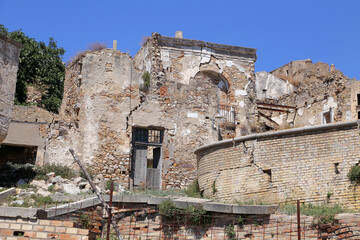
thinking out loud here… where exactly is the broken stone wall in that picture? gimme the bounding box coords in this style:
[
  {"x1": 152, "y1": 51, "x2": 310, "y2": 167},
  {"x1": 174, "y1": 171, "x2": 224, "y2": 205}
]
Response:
[
  {"x1": 196, "y1": 121, "x2": 360, "y2": 209},
  {"x1": 131, "y1": 34, "x2": 257, "y2": 189},
  {"x1": 48, "y1": 49, "x2": 140, "y2": 188},
  {"x1": 257, "y1": 60, "x2": 359, "y2": 129},
  {"x1": 0, "y1": 34, "x2": 22, "y2": 143},
  {"x1": 37, "y1": 34, "x2": 257, "y2": 190}
]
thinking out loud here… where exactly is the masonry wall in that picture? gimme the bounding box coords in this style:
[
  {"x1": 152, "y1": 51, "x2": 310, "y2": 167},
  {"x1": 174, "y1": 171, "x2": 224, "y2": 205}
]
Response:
[
  {"x1": 45, "y1": 34, "x2": 257, "y2": 190},
  {"x1": 0, "y1": 218, "x2": 88, "y2": 240},
  {"x1": 0, "y1": 34, "x2": 22, "y2": 143},
  {"x1": 196, "y1": 121, "x2": 360, "y2": 209}
]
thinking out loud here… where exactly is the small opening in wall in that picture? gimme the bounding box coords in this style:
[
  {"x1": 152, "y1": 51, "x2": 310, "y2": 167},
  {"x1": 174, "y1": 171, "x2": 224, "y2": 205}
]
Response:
[
  {"x1": 357, "y1": 94, "x2": 360, "y2": 105},
  {"x1": 13, "y1": 231, "x2": 25, "y2": 236},
  {"x1": 334, "y1": 163, "x2": 340, "y2": 174},
  {"x1": 263, "y1": 169, "x2": 272, "y2": 182},
  {"x1": 358, "y1": 111, "x2": 360, "y2": 120},
  {"x1": 323, "y1": 111, "x2": 331, "y2": 124}
]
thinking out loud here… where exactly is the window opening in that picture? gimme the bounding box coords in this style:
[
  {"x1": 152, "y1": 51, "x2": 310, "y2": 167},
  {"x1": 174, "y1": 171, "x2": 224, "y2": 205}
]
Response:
[
  {"x1": 334, "y1": 163, "x2": 340, "y2": 174},
  {"x1": 357, "y1": 94, "x2": 360, "y2": 105},
  {"x1": 263, "y1": 169, "x2": 272, "y2": 182},
  {"x1": 358, "y1": 111, "x2": 360, "y2": 120},
  {"x1": 322, "y1": 109, "x2": 332, "y2": 124}
]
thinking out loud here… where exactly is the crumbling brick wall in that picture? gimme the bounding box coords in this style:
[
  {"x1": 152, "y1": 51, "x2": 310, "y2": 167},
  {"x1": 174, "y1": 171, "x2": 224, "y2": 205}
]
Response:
[{"x1": 196, "y1": 121, "x2": 360, "y2": 209}]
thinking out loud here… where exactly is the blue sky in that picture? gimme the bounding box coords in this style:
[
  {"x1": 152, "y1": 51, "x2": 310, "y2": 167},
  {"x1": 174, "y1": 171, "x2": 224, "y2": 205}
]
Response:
[{"x1": 1, "y1": 0, "x2": 359, "y2": 79}]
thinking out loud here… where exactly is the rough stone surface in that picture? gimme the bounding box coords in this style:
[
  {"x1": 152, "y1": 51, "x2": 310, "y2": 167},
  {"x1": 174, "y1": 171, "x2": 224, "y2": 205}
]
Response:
[
  {"x1": 63, "y1": 183, "x2": 81, "y2": 195},
  {"x1": 0, "y1": 34, "x2": 22, "y2": 143}
]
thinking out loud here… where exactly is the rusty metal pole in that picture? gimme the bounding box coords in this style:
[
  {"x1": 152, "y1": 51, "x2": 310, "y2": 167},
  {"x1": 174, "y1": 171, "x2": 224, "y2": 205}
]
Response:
[
  {"x1": 106, "y1": 181, "x2": 114, "y2": 240},
  {"x1": 297, "y1": 200, "x2": 301, "y2": 240},
  {"x1": 69, "y1": 148, "x2": 123, "y2": 240}
]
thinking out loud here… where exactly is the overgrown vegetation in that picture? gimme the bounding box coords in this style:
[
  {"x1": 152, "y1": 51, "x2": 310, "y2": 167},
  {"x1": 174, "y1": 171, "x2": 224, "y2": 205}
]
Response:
[
  {"x1": 347, "y1": 165, "x2": 360, "y2": 184},
  {"x1": 9, "y1": 195, "x2": 53, "y2": 208},
  {"x1": 140, "y1": 71, "x2": 150, "y2": 91},
  {"x1": 225, "y1": 224, "x2": 236, "y2": 240},
  {"x1": 184, "y1": 179, "x2": 202, "y2": 198},
  {"x1": 0, "y1": 24, "x2": 65, "y2": 113},
  {"x1": 158, "y1": 199, "x2": 210, "y2": 225},
  {"x1": 280, "y1": 203, "x2": 349, "y2": 224},
  {"x1": 35, "y1": 163, "x2": 76, "y2": 180},
  {"x1": 0, "y1": 162, "x2": 37, "y2": 186}
]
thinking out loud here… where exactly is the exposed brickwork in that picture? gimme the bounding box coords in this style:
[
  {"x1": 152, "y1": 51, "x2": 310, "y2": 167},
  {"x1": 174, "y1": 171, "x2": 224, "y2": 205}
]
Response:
[
  {"x1": 196, "y1": 121, "x2": 360, "y2": 209},
  {"x1": 0, "y1": 218, "x2": 88, "y2": 240}
]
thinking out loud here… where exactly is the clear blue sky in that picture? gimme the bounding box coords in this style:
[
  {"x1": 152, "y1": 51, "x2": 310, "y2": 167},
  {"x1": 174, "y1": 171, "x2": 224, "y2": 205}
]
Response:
[{"x1": 1, "y1": 0, "x2": 359, "y2": 79}]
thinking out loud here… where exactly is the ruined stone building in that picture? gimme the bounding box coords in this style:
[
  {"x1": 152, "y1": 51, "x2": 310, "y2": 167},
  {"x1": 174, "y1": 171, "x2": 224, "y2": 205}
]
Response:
[{"x1": 1, "y1": 32, "x2": 360, "y2": 206}]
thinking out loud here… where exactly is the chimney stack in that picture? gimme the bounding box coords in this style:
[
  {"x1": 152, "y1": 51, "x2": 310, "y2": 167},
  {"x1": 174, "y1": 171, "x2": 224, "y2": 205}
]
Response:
[
  {"x1": 113, "y1": 40, "x2": 117, "y2": 50},
  {"x1": 175, "y1": 31, "x2": 183, "y2": 39}
]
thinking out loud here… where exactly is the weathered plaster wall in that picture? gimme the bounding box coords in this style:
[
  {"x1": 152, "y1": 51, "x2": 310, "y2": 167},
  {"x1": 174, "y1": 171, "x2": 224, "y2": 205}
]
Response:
[
  {"x1": 255, "y1": 71, "x2": 294, "y2": 100},
  {"x1": 0, "y1": 34, "x2": 22, "y2": 143},
  {"x1": 196, "y1": 121, "x2": 360, "y2": 209}
]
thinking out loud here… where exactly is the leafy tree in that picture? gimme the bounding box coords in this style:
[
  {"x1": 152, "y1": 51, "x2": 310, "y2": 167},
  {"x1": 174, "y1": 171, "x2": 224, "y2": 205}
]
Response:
[{"x1": 0, "y1": 24, "x2": 65, "y2": 113}]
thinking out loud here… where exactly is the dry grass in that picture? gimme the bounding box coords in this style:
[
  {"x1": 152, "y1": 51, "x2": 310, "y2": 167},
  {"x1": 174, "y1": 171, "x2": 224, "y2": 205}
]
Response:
[
  {"x1": 86, "y1": 41, "x2": 107, "y2": 51},
  {"x1": 140, "y1": 36, "x2": 150, "y2": 47},
  {"x1": 67, "y1": 41, "x2": 108, "y2": 66}
]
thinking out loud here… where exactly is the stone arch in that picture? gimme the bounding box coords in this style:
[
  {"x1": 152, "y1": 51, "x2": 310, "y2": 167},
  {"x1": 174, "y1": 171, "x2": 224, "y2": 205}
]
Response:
[{"x1": 191, "y1": 70, "x2": 231, "y2": 93}]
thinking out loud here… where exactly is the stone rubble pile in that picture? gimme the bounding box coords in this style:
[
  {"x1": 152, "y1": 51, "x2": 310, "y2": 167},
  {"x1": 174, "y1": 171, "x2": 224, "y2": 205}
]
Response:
[{"x1": 1, "y1": 172, "x2": 125, "y2": 207}]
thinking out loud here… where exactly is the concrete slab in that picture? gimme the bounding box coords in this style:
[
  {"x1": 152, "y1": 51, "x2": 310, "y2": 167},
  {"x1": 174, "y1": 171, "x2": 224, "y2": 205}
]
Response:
[
  {"x1": 46, "y1": 196, "x2": 101, "y2": 218},
  {"x1": 0, "y1": 187, "x2": 16, "y2": 201},
  {"x1": 232, "y1": 205, "x2": 277, "y2": 215},
  {"x1": 202, "y1": 202, "x2": 234, "y2": 213},
  {"x1": 0, "y1": 206, "x2": 39, "y2": 219}
]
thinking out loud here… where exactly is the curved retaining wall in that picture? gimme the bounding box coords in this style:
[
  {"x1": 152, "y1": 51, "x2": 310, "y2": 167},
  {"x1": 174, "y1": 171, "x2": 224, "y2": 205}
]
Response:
[{"x1": 195, "y1": 121, "x2": 360, "y2": 208}]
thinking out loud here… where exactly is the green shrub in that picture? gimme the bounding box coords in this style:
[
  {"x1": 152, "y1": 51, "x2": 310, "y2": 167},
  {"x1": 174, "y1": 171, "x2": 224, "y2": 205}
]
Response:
[
  {"x1": 348, "y1": 165, "x2": 360, "y2": 184},
  {"x1": 35, "y1": 164, "x2": 76, "y2": 180},
  {"x1": 0, "y1": 163, "x2": 37, "y2": 186},
  {"x1": 185, "y1": 179, "x2": 201, "y2": 198},
  {"x1": 140, "y1": 71, "x2": 150, "y2": 91},
  {"x1": 225, "y1": 224, "x2": 236, "y2": 240},
  {"x1": 158, "y1": 199, "x2": 180, "y2": 221},
  {"x1": 184, "y1": 204, "x2": 208, "y2": 225},
  {"x1": 158, "y1": 199, "x2": 210, "y2": 225}
]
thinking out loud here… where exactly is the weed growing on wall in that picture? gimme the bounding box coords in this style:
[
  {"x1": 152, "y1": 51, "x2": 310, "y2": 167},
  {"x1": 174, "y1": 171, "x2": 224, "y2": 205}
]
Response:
[
  {"x1": 347, "y1": 165, "x2": 360, "y2": 184},
  {"x1": 140, "y1": 71, "x2": 150, "y2": 92},
  {"x1": 35, "y1": 164, "x2": 76, "y2": 180},
  {"x1": 225, "y1": 224, "x2": 236, "y2": 240},
  {"x1": 158, "y1": 199, "x2": 210, "y2": 225},
  {"x1": 185, "y1": 178, "x2": 202, "y2": 198},
  {"x1": 279, "y1": 203, "x2": 349, "y2": 224}
]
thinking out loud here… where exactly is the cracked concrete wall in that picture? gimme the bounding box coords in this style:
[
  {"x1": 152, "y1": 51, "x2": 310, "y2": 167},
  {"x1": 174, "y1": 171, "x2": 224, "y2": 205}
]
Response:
[
  {"x1": 0, "y1": 34, "x2": 22, "y2": 143},
  {"x1": 196, "y1": 122, "x2": 360, "y2": 209}
]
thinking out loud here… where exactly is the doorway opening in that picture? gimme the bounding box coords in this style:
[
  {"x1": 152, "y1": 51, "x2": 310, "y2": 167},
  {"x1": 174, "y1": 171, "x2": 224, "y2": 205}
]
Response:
[{"x1": 132, "y1": 128, "x2": 163, "y2": 189}]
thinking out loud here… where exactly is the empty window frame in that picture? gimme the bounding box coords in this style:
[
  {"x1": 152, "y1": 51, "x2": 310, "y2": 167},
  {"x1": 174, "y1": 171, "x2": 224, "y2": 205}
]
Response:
[
  {"x1": 133, "y1": 128, "x2": 163, "y2": 144},
  {"x1": 322, "y1": 109, "x2": 333, "y2": 124}
]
